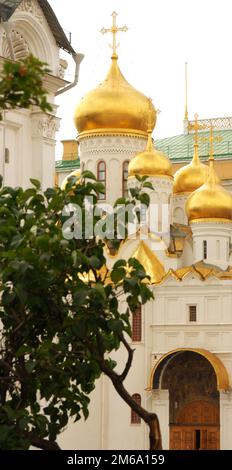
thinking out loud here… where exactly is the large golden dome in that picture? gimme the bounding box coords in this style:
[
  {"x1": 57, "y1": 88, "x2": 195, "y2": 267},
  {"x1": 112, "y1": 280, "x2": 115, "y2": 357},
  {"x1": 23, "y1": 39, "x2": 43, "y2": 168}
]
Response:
[
  {"x1": 173, "y1": 145, "x2": 208, "y2": 194},
  {"x1": 128, "y1": 132, "x2": 172, "y2": 178},
  {"x1": 186, "y1": 158, "x2": 232, "y2": 221},
  {"x1": 74, "y1": 57, "x2": 156, "y2": 135}
]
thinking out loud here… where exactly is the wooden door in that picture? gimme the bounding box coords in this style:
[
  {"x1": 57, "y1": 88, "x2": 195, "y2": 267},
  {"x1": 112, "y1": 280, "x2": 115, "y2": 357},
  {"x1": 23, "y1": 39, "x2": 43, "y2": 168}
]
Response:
[
  {"x1": 170, "y1": 401, "x2": 220, "y2": 450},
  {"x1": 170, "y1": 426, "x2": 220, "y2": 450}
]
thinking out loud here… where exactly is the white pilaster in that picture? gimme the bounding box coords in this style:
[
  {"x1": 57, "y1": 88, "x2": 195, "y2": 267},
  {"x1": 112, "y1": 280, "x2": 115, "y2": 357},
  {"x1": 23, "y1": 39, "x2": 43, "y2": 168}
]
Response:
[
  {"x1": 31, "y1": 111, "x2": 60, "y2": 190},
  {"x1": 151, "y1": 390, "x2": 169, "y2": 450},
  {"x1": 220, "y1": 391, "x2": 232, "y2": 449}
]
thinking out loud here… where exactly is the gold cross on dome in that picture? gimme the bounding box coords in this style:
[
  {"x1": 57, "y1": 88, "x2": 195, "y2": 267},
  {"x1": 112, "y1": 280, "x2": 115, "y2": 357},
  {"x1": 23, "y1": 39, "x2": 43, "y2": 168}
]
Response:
[
  {"x1": 188, "y1": 113, "x2": 206, "y2": 146},
  {"x1": 100, "y1": 12, "x2": 128, "y2": 58},
  {"x1": 201, "y1": 124, "x2": 222, "y2": 161}
]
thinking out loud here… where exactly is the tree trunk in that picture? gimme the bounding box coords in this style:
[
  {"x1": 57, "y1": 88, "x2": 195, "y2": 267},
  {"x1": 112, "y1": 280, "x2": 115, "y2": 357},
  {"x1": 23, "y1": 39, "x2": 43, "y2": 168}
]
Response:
[{"x1": 100, "y1": 362, "x2": 162, "y2": 450}]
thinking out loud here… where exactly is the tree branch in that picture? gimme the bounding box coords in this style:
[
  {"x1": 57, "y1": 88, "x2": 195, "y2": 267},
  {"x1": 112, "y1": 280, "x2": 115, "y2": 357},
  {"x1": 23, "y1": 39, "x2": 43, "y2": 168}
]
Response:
[
  {"x1": 117, "y1": 331, "x2": 135, "y2": 383},
  {"x1": 28, "y1": 434, "x2": 61, "y2": 451}
]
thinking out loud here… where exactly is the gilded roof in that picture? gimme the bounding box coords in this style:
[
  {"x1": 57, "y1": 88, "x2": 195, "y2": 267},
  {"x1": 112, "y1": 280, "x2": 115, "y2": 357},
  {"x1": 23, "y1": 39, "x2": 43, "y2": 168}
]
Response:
[{"x1": 132, "y1": 241, "x2": 165, "y2": 284}]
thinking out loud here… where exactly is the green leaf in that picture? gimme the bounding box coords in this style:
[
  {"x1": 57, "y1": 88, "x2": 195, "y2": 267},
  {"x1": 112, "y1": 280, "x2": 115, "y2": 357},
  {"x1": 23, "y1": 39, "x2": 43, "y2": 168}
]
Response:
[
  {"x1": 25, "y1": 360, "x2": 36, "y2": 374},
  {"x1": 30, "y1": 179, "x2": 41, "y2": 190},
  {"x1": 142, "y1": 181, "x2": 154, "y2": 190},
  {"x1": 138, "y1": 193, "x2": 150, "y2": 206},
  {"x1": 111, "y1": 267, "x2": 126, "y2": 283},
  {"x1": 81, "y1": 170, "x2": 96, "y2": 180}
]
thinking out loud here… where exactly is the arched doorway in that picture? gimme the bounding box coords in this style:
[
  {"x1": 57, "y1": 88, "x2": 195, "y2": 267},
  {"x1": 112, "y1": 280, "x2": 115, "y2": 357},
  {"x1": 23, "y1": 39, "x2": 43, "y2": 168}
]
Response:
[{"x1": 149, "y1": 349, "x2": 229, "y2": 450}]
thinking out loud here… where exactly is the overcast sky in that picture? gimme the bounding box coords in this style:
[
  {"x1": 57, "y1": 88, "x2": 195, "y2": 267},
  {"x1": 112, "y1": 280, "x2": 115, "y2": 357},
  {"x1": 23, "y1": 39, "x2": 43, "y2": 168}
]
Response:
[{"x1": 49, "y1": 0, "x2": 232, "y2": 158}]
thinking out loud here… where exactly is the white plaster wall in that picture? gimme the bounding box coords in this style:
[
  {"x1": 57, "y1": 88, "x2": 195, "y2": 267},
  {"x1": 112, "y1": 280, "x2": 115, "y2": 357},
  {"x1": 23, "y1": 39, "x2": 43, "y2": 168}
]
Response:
[
  {"x1": 58, "y1": 377, "x2": 103, "y2": 450},
  {"x1": 172, "y1": 194, "x2": 188, "y2": 225},
  {"x1": 220, "y1": 391, "x2": 232, "y2": 449}
]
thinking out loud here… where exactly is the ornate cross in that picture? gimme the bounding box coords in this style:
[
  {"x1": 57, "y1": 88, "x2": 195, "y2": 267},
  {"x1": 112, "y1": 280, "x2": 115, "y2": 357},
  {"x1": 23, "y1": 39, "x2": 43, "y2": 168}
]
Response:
[
  {"x1": 188, "y1": 113, "x2": 206, "y2": 146},
  {"x1": 100, "y1": 12, "x2": 128, "y2": 58},
  {"x1": 201, "y1": 124, "x2": 222, "y2": 161}
]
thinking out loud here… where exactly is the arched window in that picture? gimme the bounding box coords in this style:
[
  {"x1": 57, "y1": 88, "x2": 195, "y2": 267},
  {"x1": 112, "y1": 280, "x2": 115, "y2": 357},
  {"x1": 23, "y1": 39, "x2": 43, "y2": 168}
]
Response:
[
  {"x1": 132, "y1": 304, "x2": 142, "y2": 342},
  {"x1": 122, "y1": 161, "x2": 129, "y2": 198},
  {"x1": 97, "y1": 161, "x2": 106, "y2": 200},
  {"x1": 131, "y1": 394, "x2": 141, "y2": 424}
]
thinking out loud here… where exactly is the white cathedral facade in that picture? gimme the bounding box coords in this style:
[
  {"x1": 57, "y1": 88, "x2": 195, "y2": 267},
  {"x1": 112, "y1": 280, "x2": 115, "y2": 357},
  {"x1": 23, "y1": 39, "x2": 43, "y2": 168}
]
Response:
[{"x1": 1, "y1": 2, "x2": 232, "y2": 451}]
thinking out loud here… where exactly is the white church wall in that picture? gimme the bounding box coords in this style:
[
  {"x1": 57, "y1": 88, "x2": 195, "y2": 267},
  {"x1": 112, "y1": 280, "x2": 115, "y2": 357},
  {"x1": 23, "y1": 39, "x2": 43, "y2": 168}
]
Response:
[
  {"x1": 151, "y1": 390, "x2": 169, "y2": 450},
  {"x1": 150, "y1": 280, "x2": 232, "y2": 356},
  {"x1": 220, "y1": 391, "x2": 232, "y2": 449},
  {"x1": 58, "y1": 378, "x2": 103, "y2": 450},
  {"x1": 172, "y1": 194, "x2": 188, "y2": 225},
  {"x1": 191, "y1": 221, "x2": 232, "y2": 268}
]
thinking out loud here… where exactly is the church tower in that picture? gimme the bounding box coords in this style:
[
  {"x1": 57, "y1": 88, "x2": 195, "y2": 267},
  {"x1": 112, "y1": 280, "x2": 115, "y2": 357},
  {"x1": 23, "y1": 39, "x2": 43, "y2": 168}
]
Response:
[
  {"x1": 73, "y1": 12, "x2": 156, "y2": 206},
  {"x1": 186, "y1": 126, "x2": 232, "y2": 269}
]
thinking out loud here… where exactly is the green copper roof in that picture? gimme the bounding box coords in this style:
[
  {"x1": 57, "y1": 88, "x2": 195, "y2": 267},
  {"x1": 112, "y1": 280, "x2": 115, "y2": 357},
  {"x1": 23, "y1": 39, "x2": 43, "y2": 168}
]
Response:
[
  {"x1": 155, "y1": 129, "x2": 232, "y2": 163},
  {"x1": 55, "y1": 159, "x2": 80, "y2": 172}
]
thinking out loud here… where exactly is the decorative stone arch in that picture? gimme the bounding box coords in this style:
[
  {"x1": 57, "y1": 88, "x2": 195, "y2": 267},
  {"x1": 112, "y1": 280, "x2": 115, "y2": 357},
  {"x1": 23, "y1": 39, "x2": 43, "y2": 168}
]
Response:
[
  {"x1": 148, "y1": 348, "x2": 230, "y2": 391},
  {"x1": 2, "y1": 29, "x2": 29, "y2": 60},
  {"x1": 11, "y1": 11, "x2": 58, "y2": 72}
]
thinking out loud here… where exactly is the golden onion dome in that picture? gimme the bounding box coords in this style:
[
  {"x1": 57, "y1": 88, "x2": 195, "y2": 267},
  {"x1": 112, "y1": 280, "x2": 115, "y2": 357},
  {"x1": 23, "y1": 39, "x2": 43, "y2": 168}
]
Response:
[
  {"x1": 74, "y1": 57, "x2": 156, "y2": 135},
  {"x1": 128, "y1": 131, "x2": 172, "y2": 178},
  {"x1": 61, "y1": 169, "x2": 82, "y2": 191},
  {"x1": 173, "y1": 145, "x2": 208, "y2": 194},
  {"x1": 186, "y1": 157, "x2": 232, "y2": 221}
]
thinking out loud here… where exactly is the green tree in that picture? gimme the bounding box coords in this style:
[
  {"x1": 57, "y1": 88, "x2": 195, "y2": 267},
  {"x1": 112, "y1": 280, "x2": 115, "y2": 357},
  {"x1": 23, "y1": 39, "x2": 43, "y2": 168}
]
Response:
[
  {"x1": 0, "y1": 54, "x2": 52, "y2": 119},
  {"x1": 0, "y1": 56, "x2": 161, "y2": 451},
  {"x1": 0, "y1": 175, "x2": 161, "y2": 450}
]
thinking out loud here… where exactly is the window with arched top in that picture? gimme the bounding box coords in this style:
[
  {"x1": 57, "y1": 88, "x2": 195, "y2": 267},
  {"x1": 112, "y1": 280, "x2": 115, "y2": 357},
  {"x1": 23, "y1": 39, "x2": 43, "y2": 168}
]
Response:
[
  {"x1": 97, "y1": 161, "x2": 106, "y2": 200},
  {"x1": 131, "y1": 394, "x2": 141, "y2": 424},
  {"x1": 203, "y1": 240, "x2": 207, "y2": 259},
  {"x1": 132, "y1": 304, "x2": 142, "y2": 342},
  {"x1": 122, "y1": 161, "x2": 129, "y2": 198}
]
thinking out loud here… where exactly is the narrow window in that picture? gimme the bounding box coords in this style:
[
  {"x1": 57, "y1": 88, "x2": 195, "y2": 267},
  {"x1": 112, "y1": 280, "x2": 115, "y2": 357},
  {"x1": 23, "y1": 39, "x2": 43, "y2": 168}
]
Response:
[
  {"x1": 189, "y1": 305, "x2": 197, "y2": 322},
  {"x1": 131, "y1": 394, "x2": 141, "y2": 424},
  {"x1": 97, "y1": 161, "x2": 106, "y2": 200},
  {"x1": 122, "y1": 161, "x2": 129, "y2": 198},
  {"x1": 5, "y1": 148, "x2": 10, "y2": 164},
  {"x1": 132, "y1": 304, "x2": 142, "y2": 342},
  {"x1": 203, "y1": 240, "x2": 207, "y2": 259}
]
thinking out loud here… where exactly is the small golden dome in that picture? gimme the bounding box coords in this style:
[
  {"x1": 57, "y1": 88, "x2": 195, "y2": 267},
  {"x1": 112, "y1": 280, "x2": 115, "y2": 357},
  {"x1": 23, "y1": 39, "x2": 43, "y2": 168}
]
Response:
[
  {"x1": 186, "y1": 158, "x2": 232, "y2": 221},
  {"x1": 74, "y1": 57, "x2": 156, "y2": 135},
  {"x1": 61, "y1": 169, "x2": 82, "y2": 191},
  {"x1": 128, "y1": 132, "x2": 172, "y2": 178},
  {"x1": 173, "y1": 145, "x2": 208, "y2": 194}
]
